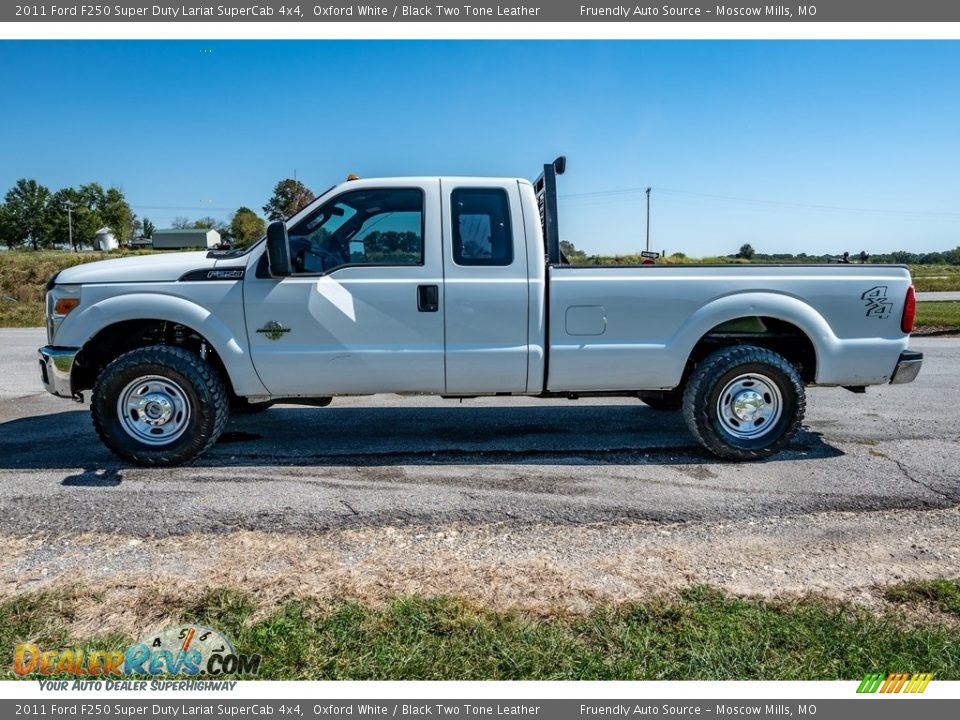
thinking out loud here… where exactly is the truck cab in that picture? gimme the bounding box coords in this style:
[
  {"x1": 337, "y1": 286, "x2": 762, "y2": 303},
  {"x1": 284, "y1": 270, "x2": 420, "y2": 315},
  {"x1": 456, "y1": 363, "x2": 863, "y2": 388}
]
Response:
[{"x1": 242, "y1": 176, "x2": 546, "y2": 397}]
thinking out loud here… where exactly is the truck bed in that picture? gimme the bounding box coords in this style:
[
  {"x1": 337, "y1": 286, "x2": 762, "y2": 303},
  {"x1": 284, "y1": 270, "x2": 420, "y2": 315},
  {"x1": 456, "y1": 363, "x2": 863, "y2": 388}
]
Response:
[{"x1": 546, "y1": 263, "x2": 913, "y2": 392}]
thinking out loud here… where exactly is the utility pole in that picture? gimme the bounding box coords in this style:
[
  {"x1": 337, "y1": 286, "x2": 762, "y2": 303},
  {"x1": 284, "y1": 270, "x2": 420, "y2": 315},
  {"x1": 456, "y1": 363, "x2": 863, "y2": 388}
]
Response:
[
  {"x1": 645, "y1": 187, "x2": 652, "y2": 253},
  {"x1": 62, "y1": 200, "x2": 75, "y2": 251}
]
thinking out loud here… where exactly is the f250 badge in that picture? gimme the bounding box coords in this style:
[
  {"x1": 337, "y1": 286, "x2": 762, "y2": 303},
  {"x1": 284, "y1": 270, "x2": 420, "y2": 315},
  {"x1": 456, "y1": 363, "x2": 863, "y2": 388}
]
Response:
[
  {"x1": 256, "y1": 321, "x2": 291, "y2": 340},
  {"x1": 862, "y1": 286, "x2": 894, "y2": 319}
]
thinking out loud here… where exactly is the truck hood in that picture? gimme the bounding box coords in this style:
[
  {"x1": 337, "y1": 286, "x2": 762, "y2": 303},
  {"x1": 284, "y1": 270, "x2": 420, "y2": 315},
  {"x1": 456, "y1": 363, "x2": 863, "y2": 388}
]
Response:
[{"x1": 54, "y1": 251, "x2": 215, "y2": 285}]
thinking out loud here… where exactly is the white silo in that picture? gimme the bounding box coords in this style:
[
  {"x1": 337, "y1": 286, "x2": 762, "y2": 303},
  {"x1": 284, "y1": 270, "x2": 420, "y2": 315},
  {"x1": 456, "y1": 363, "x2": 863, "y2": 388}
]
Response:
[{"x1": 96, "y1": 227, "x2": 119, "y2": 252}]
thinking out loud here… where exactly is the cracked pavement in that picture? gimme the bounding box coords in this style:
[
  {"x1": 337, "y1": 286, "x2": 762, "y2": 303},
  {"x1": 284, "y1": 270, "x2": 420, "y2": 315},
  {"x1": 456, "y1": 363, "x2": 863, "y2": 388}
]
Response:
[{"x1": 1, "y1": 329, "x2": 957, "y2": 537}]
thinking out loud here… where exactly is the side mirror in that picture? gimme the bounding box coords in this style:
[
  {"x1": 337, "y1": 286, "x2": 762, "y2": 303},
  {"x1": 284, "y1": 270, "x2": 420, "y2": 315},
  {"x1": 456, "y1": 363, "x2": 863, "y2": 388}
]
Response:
[{"x1": 266, "y1": 221, "x2": 292, "y2": 277}]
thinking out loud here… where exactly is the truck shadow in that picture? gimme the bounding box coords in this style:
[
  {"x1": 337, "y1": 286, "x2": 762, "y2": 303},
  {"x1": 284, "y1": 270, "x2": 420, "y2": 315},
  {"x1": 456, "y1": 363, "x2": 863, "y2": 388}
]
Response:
[{"x1": 0, "y1": 403, "x2": 844, "y2": 474}]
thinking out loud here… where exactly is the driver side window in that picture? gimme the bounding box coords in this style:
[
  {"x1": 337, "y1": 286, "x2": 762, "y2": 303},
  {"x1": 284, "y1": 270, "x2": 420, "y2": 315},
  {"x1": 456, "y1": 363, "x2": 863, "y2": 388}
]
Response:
[{"x1": 286, "y1": 188, "x2": 424, "y2": 274}]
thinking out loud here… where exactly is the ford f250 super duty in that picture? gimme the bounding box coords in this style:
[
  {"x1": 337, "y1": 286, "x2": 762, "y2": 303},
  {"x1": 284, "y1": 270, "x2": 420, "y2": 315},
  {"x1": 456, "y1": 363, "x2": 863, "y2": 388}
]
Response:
[{"x1": 39, "y1": 157, "x2": 923, "y2": 466}]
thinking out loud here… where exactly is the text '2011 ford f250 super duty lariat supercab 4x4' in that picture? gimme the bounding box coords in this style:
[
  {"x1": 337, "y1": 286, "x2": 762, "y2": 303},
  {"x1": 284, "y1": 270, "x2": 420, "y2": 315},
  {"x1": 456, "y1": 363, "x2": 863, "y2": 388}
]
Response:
[{"x1": 39, "y1": 158, "x2": 923, "y2": 466}]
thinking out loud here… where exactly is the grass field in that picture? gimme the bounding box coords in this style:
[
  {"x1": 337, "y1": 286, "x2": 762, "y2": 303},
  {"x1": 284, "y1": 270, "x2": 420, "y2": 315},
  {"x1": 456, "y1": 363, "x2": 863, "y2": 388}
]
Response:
[
  {"x1": 0, "y1": 250, "x2": 153, "y2": 328},
  {"x1": 915, "y1": 301, "x2": 960, "y2": 331},
  {"x1": 911, "y1": 265, "x2": 960, "y2": 292},
  {"x1": 2, "y1": 251, "x2": 959, "y2": 330},
  {"x1": 3, "y1": 582, "x2": 958, "y2": 680}
]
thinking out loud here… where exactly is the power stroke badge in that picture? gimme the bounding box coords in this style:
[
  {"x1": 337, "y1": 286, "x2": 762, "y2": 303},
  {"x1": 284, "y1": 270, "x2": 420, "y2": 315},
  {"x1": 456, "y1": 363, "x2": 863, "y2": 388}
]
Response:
[{"x1": 256, "y1": 320, "x2": 291, "y2": 340}]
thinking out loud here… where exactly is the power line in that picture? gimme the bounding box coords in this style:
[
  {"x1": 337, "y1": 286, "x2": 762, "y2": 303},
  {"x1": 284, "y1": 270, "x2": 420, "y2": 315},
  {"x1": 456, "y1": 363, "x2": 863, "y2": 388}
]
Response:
[
  {"x1": 560, "y1": 185, "x2": 960, "y2": 220},
  {"x1": 130, "y1": 204, "x2": 236, "y2": 212}
]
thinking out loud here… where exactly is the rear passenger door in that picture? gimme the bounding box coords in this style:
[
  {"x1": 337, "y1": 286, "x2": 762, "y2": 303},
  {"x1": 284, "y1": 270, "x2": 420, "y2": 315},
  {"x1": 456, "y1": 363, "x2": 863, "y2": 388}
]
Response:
[{"x1": 440, "y1": 180, "x2": 530, "y2": 394}]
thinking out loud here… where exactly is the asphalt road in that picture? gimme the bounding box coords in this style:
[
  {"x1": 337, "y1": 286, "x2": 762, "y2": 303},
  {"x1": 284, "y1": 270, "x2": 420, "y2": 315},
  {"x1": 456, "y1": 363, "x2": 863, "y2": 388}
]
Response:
[
  {"x1": 0, "y1": 328, "x2": 957, "y2": 538},
  {"x1": 917, "y1": 291, "x2": 960, "y2": 302}
]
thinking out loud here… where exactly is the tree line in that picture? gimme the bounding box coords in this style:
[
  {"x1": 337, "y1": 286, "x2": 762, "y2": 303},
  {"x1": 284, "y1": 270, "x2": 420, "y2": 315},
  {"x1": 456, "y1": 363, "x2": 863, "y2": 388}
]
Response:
[
  {"x1": 0, "y1": 177, "x2": 317, "y2": 251},
  {"x1": 733, "y1": 242, "x2": 960, "y2": 264},
  {"x1": 561, "y1": 240, "x2": 960, "y2": 265}
]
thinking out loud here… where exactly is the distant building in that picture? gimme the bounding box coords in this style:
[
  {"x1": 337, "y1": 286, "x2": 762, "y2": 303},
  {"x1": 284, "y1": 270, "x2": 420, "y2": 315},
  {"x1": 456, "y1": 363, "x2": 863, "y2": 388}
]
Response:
[
  {"x1": 129, "y1": 236, "x2": 153, "y2": 249},
  {"x1": 151, "y1": 228, "x2": 221, "y2": 250},
  {"x1": 96, "y1": 227, "x2": 119, "y2": 252}
]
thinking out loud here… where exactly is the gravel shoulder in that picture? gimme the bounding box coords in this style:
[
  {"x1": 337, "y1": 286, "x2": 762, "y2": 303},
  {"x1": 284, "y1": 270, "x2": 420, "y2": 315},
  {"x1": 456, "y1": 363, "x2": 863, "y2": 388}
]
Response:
[{"x1": 3, "y1": 505, "x2": 959, "y2": 636}]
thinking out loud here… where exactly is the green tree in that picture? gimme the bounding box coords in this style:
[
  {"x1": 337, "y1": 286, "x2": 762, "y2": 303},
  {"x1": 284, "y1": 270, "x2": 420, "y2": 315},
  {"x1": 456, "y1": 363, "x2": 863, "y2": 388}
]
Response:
[
  {"x1": 0, "y1": 204, "x2": 17, "y2": 249},
  {"x1": 2, "y1": 178, "x2": 54, "y2": 250},
  {"x1": 263, "y1": 179, "x2": 314, "y2": 221},
  {"x1": 192, "y1": 216, "x2": 217, "y2": 229},
  {"x1": 231, "y1": 206, "x2": 266, "y2": 247},
  {"x1": 100, "y1": 187, "x2": 134, "y2": 245},
  {"x1": 141, "y1": 217, "x2": 156, "y2": 239},
  {"x1": 559, "y1": 240, "x2": 588, "y2": 262},
  {"x1": 48, "y1": 187, "x2": 102, "y2": 251},
  {"x1": 737, "y1": 243, "x2": 755, "y2": 260}
]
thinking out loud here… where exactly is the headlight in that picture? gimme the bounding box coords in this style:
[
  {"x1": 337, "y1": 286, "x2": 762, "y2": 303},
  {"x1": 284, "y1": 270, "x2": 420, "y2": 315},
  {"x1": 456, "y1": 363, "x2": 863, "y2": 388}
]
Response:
[{"x1": 46, "y1": 284, "x2": 82, "y2": 344}]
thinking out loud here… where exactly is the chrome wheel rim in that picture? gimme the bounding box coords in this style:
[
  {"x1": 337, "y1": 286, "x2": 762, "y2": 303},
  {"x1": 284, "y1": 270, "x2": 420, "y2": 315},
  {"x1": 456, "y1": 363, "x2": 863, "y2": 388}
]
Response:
[
  {"x1": 117, "y1": 375, "x2": 191, "y2": 445},
  {"x1": 716, "y1": 373, "x2": 783, "y2": 440}
]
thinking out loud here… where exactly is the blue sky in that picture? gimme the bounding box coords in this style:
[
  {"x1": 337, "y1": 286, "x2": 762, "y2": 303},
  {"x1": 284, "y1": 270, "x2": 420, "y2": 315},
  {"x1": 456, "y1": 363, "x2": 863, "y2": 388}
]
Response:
[{"x1": 2, "y1": 40, "x2": 959, "y2": 256}]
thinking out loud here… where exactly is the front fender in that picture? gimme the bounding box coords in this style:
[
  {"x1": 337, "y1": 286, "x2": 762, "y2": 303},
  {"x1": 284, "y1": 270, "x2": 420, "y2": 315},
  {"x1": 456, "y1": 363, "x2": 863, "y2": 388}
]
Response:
[{"x1": 56, "y1": 292, "x2": 268, "y2": 396}]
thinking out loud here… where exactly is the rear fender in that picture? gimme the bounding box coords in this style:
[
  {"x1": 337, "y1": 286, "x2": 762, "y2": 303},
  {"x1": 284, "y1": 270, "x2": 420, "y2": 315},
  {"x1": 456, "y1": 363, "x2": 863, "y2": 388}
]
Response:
[{"x1": 670, "y1": 292, "x2": 831, "y2": 385}]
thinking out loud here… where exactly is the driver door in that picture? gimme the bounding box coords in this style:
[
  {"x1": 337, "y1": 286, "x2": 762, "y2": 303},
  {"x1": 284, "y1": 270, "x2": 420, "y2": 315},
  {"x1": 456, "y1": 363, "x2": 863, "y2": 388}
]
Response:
[{"x1": 243, "y1": 181, "x2": 446, "y2": 397}]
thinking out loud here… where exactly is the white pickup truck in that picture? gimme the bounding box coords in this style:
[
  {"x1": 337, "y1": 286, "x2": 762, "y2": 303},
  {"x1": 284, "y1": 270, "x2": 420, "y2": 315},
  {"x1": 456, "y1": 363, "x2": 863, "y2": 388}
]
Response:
[{"x1": 39, "y1": 158, "x2": 922, "y2": 466}]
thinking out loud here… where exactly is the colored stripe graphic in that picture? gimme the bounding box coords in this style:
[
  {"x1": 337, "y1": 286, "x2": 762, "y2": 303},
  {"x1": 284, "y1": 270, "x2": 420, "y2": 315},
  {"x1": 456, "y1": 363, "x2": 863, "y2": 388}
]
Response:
[
  {"x1": 858, "y1": 672, "x2": 933, "y2": 694},
  {"x1": 905, "y1": 673, "x2": 934, "y2": 693}
]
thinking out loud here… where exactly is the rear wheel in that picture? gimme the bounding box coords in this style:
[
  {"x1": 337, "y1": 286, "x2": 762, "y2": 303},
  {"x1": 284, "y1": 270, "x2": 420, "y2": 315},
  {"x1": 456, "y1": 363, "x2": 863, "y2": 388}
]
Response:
[
  {"x1": 91, "y1": 345, "x2": 229, "y2": 466},
  {"x1": 682, "y1": 345, "x2": 805, "y2": 461}
]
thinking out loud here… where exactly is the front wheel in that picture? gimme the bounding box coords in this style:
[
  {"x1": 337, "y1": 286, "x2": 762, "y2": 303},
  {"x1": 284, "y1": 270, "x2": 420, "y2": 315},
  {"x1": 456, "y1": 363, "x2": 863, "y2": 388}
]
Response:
[
  {"x1": 682, "y1": 345, "x2": 805, "y2": 461},
  {"x1": 91, "y1": 345, "x2": 229, "y2": 466}
]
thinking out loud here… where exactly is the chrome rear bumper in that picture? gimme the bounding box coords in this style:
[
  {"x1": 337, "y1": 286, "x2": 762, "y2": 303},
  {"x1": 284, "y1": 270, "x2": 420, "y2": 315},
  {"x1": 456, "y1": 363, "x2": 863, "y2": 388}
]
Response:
[
  {"x1": 890, "y1": 350, "x2": 923, "y2": 385},
  {"x1": 38, "y1": 346, "x2": 78, "y2": 398}
]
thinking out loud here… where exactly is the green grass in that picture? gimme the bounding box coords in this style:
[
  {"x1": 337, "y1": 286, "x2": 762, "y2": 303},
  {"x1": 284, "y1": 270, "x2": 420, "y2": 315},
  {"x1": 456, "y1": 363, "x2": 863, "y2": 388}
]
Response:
[
  {"x1": 910, "y1": 265, "x2": 960, "y2": 292},
  {"x1": 884, "y1": 579, "x2": 960, "y2": 617},
  {"x1": 0, "y1": 249, "x2": 156, "y2": 328},
  {"x1": 3, "y1": 583, "x2": 958, "y2": 680},
  {"x1": 915, "y1": 301, "x2": 960, "y2": 331}
]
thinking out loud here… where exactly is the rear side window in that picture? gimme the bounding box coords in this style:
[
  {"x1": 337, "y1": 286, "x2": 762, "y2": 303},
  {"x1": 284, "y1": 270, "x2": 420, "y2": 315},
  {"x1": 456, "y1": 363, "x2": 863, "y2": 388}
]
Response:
[{"x1": 451, "y1": 188, "x2": 513, "y2": 266}]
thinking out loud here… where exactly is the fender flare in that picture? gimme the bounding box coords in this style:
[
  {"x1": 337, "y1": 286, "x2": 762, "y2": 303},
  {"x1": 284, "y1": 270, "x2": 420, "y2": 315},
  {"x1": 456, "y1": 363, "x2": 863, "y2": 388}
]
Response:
[
  {"x1": 57, "y1": 293, "x2": 268, "y2": 396},
  {"x1": 669, "y1": 291, "x2": 838, "y2": 383}
]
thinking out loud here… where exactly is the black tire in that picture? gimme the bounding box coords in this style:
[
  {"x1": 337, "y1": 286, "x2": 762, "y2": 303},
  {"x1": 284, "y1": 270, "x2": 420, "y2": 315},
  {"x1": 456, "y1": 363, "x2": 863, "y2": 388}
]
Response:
[
  {"x1": 682, "y1": 345, "x2": 805, "y2": 461},
  {"x1": 91, "y1": 345, "x2": 229, "y2": 467},
  {"x1": 638, "y1": 389, "x2": 683, "y2": 411}
]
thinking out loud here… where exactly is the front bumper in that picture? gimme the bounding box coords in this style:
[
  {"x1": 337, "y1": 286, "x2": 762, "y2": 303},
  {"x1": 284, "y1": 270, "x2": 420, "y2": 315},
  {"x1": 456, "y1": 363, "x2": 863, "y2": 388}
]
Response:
[
  {"x1": 38, "y1": 346, "x2": 78, "y2": 398},
  {"x1": 890, "y1": 350, "x2": 923, "y2": 385}
]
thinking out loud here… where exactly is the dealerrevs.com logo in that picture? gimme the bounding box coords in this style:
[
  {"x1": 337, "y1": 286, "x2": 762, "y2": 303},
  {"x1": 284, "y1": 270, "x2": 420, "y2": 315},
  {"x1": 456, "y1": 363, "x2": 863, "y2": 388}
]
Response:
[
  {"x1": 857, "y1": 672, "x2": 934, "y2": 694},
  {"x1": 14, "y1": 624, "x2": 260, "y2": 677}
]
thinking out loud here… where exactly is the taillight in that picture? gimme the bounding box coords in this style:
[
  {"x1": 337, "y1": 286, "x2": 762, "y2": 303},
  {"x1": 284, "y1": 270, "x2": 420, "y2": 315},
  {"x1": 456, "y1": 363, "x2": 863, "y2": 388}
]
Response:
[{"x1": 901, "y1": 285, "x2": 916, "y2": 334}]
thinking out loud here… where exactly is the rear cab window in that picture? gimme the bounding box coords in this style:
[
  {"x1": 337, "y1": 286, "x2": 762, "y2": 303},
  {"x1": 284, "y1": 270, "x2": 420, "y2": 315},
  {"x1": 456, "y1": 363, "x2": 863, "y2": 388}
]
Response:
[{"x1": 451, "y1": 188, "x2": 513, "y2": 266}]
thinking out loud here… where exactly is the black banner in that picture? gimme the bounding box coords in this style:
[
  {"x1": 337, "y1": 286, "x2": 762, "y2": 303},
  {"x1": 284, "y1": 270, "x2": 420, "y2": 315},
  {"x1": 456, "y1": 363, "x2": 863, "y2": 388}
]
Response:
[
  {"x1": 2, "y1": 699, "x2": 959, "y2": 719},
  {"x1": 6, "y1": 1, "x2": 960, "y2": 23}
]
